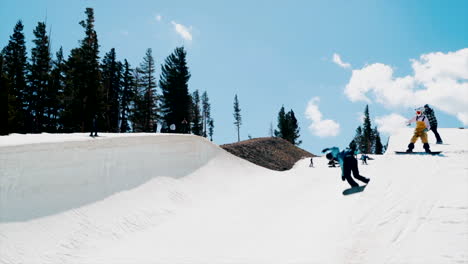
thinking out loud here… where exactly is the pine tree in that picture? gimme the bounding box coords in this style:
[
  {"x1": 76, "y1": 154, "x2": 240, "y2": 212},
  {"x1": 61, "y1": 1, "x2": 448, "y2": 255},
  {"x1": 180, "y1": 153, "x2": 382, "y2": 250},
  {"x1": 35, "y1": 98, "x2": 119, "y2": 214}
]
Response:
[
  {"x1": 101, "y1": 48, "x2": 122, "y2": 132},
  {"x1": 130, "y1": 67, "x2": 145, "y2": 132},
  {"x1": 362, "y1": 105, "x2": 373, "y2": 153},
  {"x1": 0, "y1": 53, "x2": 9, "y2": 135},
  {"x1": 373, "y1": 127, "x2": 384, "y2": 154},
  {"x1": 274, "y1": 106, "x2": 301, "y2": 145},
  {"x1": 208, "y1": 118, "x2": 214, "y2": 141},
  {"x1": 191, "y1": 90, "x2": 202, "y2": 135},
  {"x1": 28, "y1": 21, "x2": 51, "y2": 132},
  {"x1": 274, "y1": 106, "x2": 287, "y2": 139},
  {"x1": 233, "y1": 94, "x2": 242, "y2": 142},
  {"x1": 63, "y1": 8, "x2": 103, "y2": 132},
  {"x1": 201, "y1": 91, "x2": 211, "y2": 137},
  {"x1": 354, "y1": 126, "x2": 365, "y2": 153},
  {"x1": 159, "y1": 47, "x2": 191, "y2": 133},
  {"x1": 286, "y1": 110, "x2": 301, "y2": 145},
  {"x1": 2, "y1": 20, "x2": 28, "y2": 133},
  {"x1": 350, "y1": 105, "x2": 384, "y2": 154},
  {"x1": 120, "y1": 59, "x2": 135, "y2": 133},
  {"x1": 47, "y1": 47, "x2": 65, "y2": 132},
  {"x1": 137, "y1": 48, "x2": 159, "y2": 132}
]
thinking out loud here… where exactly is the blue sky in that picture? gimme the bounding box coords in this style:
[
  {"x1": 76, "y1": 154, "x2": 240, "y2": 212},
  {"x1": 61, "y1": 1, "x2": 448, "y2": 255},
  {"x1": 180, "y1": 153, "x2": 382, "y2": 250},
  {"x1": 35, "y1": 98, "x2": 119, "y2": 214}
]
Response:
[{"x1": 2, "y1": 0, "x2": 467, "y2": 154}]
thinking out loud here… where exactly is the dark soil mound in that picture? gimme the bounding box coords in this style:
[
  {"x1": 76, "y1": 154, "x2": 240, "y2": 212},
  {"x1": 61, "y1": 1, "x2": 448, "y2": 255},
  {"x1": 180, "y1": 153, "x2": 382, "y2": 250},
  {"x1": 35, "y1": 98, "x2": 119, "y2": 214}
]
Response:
[{"x1": 221, "y1": 137, "x2": 317, "y2": 171}]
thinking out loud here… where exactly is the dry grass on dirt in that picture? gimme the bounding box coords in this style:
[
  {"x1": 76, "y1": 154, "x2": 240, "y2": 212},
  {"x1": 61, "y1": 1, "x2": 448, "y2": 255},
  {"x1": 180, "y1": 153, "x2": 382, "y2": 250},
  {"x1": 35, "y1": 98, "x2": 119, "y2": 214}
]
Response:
[{"x1": 221, "y1": 137, "x2": 317, "y2": 171}]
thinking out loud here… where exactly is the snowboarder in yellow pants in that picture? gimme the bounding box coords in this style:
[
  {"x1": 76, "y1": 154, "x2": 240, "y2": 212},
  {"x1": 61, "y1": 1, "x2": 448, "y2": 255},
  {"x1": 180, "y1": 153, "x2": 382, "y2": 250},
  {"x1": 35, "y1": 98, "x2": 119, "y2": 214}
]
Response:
[{"x1": 406, "y1": 108, "x2": 432, "y2": 153}]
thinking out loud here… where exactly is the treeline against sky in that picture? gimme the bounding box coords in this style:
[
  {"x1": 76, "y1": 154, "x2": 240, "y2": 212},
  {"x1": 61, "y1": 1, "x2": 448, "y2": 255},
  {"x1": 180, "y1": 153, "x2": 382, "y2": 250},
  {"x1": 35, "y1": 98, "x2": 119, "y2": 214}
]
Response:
[{"x1": 0, "y1": 8, "x2": 214, "y2": 139}]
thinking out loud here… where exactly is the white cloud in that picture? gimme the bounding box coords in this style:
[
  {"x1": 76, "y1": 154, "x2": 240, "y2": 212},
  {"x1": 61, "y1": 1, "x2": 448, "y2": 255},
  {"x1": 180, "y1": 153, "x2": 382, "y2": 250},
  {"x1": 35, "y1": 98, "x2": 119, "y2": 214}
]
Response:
[
  {"x1": 171, "y1": 21, "x2": 192, "y2": 41},
  {"x1": 155, "y1": 15, "x2": 162, "y2": 22},
  {"x1": 344, "y1": 48, "x2": 468, "y2": 125},
  {"x1": 375, "y1": 114, "x2": 408, "y2": 135},
  {"x1": 332, "y1": 53, "x2": 351, "y2": 69},
  {"x1": 305, "y1": 97, "x2": 340, "y2": 137}
]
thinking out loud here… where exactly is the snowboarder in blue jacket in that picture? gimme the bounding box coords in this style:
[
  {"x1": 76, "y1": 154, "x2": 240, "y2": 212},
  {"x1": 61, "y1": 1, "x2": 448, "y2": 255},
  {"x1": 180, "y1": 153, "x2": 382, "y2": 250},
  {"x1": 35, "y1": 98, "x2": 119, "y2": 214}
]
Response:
[{"x1": 322, "y1": 147, "x2": 370, "y2": 188}]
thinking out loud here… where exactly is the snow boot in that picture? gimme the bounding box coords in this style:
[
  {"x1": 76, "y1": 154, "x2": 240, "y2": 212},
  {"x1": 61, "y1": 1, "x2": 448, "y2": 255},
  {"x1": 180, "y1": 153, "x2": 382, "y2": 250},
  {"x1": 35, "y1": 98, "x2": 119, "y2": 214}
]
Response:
[
  {"x1": 423, "y1": 143, "x2": 431, "y2": 153},
  {"x1": 406, "y1": 143, "x2": 414, "y2": 153}
]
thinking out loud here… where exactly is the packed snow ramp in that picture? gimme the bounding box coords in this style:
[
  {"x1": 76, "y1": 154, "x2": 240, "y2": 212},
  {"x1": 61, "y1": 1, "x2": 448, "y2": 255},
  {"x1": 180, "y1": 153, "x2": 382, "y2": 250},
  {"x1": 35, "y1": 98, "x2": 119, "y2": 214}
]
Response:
[
  {"x1": 1, "y1": 129, "x2": 467, "y2": 264},
  {"x1": 0, "y1": 134, "x2": 252, "y2": 222}
]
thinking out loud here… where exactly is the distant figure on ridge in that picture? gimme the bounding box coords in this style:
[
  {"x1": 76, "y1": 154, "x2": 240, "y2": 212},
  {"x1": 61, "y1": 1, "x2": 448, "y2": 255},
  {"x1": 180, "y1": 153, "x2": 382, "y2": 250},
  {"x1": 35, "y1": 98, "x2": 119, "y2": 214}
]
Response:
[
  {"x1": 406, "y1": 108, "x2": 432, "y2": 153},
  {"x1": 89, "y1": 114, "x2": 98, "y2": 137},
  {"x1": 309, "y1": 157, "x2": 314, "y2": 167},
  {"x1": 322, "y1": 147, "x2": 370, "y2": 188},
  {"x1": 423, "y1": 104, "x2": 443, "y2": 144},
  {"x1": 181, "y1": 118, "x2": 189, "y2": 134}
]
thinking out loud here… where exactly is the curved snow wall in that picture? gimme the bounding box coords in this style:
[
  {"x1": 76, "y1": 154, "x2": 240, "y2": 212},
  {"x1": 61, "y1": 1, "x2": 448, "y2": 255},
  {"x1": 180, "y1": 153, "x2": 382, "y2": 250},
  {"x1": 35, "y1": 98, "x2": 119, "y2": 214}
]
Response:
[{"x1": 0, "y1": 135, "x2": 220, "y2": 222}]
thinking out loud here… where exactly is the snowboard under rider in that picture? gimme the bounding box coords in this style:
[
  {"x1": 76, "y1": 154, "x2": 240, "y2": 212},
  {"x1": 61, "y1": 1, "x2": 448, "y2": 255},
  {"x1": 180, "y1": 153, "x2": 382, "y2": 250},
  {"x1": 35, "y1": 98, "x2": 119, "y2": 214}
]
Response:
[
  {"x1": 406, "y1": 108, "x2": 432, "y2": 153},
  {"x1": 322, "y1": 147, "x2": 370, "y2": 188}
]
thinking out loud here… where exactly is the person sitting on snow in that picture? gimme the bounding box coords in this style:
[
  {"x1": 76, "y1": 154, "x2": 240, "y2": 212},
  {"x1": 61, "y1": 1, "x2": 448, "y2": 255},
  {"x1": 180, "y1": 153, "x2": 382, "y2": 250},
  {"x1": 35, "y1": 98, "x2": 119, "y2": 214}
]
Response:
[
  {"x1": 322, "y1": 147, "x2": 370, "y2": 188},
  {"x1": 406, "y1": 108, "x2": 432, "y2": 153}
]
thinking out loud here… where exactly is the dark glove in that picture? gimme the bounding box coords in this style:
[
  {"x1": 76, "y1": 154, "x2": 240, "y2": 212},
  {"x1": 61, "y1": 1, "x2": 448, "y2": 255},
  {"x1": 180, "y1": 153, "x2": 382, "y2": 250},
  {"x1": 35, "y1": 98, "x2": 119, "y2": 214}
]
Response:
[
  {"x1": 423, "y1": 128, "x2": 428, "y2": 133},
  {"x1": 322, "y1": 148, "x2": 330, "y2": 153},
  {"x1": 342, "y1": 175, "x2": 345, "y2": 181}
]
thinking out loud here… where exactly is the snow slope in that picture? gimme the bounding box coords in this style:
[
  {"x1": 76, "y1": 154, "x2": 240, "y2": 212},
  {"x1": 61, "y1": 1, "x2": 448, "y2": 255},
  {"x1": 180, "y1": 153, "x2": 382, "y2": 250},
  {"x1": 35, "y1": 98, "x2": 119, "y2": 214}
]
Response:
[{"x1": 1, "y1": 128, "x2": 467, "y2": 264}]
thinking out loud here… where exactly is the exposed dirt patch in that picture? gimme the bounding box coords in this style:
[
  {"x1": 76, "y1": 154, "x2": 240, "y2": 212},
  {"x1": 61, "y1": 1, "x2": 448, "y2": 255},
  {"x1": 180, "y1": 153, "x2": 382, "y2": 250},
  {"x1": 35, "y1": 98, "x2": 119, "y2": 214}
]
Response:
[{"x1": 221, "y1": 137, "x2": 317, "y2": 171}]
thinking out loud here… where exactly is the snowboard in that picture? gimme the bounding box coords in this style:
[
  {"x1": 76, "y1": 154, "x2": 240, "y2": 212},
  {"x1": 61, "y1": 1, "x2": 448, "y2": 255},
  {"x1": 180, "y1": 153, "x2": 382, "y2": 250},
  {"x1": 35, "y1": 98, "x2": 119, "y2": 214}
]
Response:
[
  {"x1": 395, "y1": 151, "x2": 441, "y2": 155},
  {"x1": 342, "y1": 185, "x2": 366, "y2": 196}
]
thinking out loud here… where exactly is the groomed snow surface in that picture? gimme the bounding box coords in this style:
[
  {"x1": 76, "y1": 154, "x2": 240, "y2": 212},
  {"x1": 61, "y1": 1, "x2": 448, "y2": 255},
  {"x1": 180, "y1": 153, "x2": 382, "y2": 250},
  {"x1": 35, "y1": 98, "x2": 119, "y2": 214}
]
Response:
[{"x1": 1, "y1": 128, "x2": 467, "y2": 264}]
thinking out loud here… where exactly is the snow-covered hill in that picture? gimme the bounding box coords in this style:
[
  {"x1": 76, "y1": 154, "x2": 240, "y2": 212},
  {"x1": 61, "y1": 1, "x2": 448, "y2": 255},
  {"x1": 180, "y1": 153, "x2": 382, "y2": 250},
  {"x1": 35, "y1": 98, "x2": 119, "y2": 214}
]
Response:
[{"x1": 1, "y1": 128, "x2": 467, "y2": 263}]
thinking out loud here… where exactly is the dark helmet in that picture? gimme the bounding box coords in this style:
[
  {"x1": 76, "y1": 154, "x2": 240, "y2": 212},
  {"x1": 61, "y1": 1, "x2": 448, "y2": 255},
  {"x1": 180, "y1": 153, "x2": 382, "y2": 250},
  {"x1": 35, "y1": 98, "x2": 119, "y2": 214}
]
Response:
[
  {"x1": 326, "y1": 153, "x2": 333, "y2": 160},
  {"x1": 424, "y1": 104, "x2": 429, "y2": 108}
]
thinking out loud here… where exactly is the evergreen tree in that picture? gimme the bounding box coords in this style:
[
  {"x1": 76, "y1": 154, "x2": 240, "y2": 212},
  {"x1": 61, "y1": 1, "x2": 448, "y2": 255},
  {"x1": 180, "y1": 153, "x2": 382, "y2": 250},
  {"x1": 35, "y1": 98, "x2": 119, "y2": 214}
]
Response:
[
  {"x1": 47, "y1": 47, "x2": 65, "y2": 132},
  {"x1": 201, "y1": 91, "x2": 211, "y2": 137},
  {"x1": 159, "y1": 47, "x2": 191, "y2": 133},
  {"x1": 0, "y1": 53, "x2": 9, "y2": 135},
  {"x1": 274, "y1": 106, "x2": 288, "y2": 139},
  {"x1": 137, "y1": 48, "x2": 159, "y2": 132},
  {"x1": 101, "y1": 48, "x2": 122, "y2": 132},
  {"x1": 286, "y1": 110, "x2": 301, "y2": 145},
  {"x1": 191, "y1": 90, "x2": 202, "y2": 135},
  {"x1": 63, "y1": 8, "x2": 103, "y2": 132},
  {"x1": 350, "y1": 105, "x2": 385, "y2": 154},
  {"x1": 274, "y1": 106, "x2": 301, "y2": 145},
  {"x1": 373, "y1": 127, "x2": 384, "y2": 154},
  {"x1": 353, "y1": 126, "x2": 365, "y2": 153},
  {"x1": 233, "y1": 94, "x2": 242, "y2": 142},
  {"x1": 2, "y1": 20, "x2": 28, "y2": 133},
  {"x1": 28, "y1": 21, "x2": 51, "y2": 132},
  {"x1": 208, "y1": 118, "x2": 214, "y2": 141},
  {"x1": 120, "y1": 59, "x2": 135, "y2": 132},
  {"x1": 130, "y1": 67, "x2": 146, "y2": 132},
  {"x1": 362, "y1": 105, "x2": 373, "y2": 153}
]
